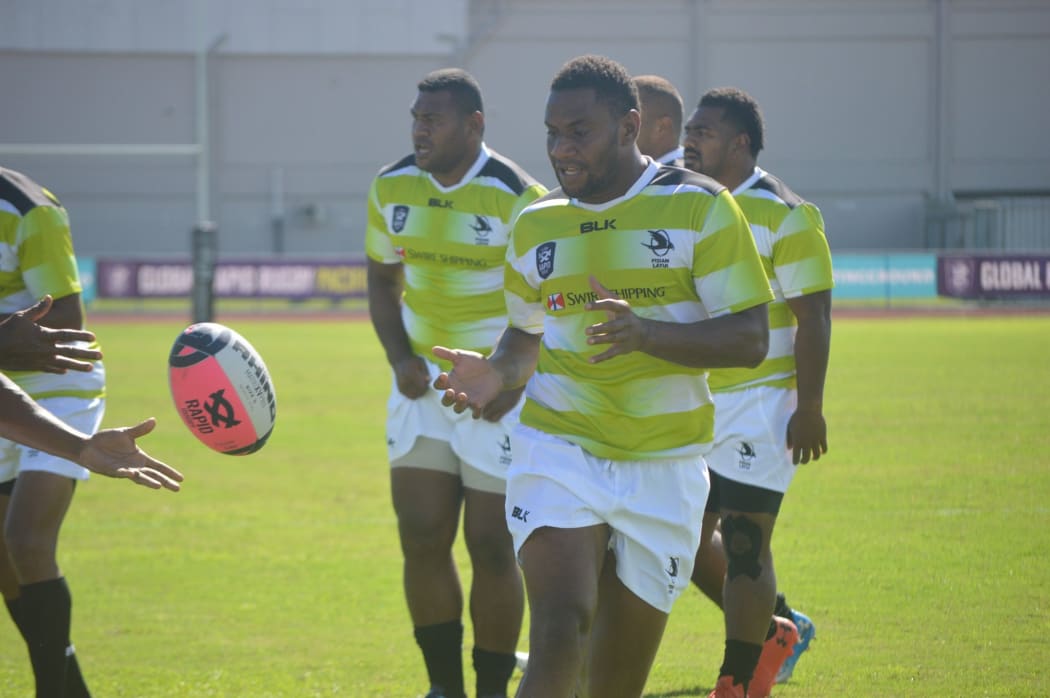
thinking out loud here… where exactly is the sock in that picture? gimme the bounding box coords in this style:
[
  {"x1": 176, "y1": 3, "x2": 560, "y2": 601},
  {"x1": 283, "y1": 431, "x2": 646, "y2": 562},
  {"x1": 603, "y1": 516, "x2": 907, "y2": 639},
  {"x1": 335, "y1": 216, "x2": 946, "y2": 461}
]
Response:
[
  {"x1": 768, "y1": 591, "x2": 794, "y2": 640},
  {"x1": 718, "y1": 639, "x2": 763, "y2": 691},
  {"x1": 20, "y1": 578, "x2": 73, "y2": 698},
  {"x1": 18, "y1": 578, "x2": 92, "y2": 698},
  {"x1": 472, "y1": 647, "x2": 517, "y2": 697},
  {"x1": 6, "y1": 595, "x2": 29, "y2": 639},
  {"x1": 414, "y1": 621, "x2": 465, "y2": 698}
]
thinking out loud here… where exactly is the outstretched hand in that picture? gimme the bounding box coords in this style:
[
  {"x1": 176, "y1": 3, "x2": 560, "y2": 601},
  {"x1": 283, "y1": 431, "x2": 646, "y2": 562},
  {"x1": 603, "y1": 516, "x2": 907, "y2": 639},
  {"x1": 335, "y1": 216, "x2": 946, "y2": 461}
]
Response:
[
  {"x1": 79, "y1": 418, "x2": 184, "y2": 491},
  {"x1": 432, "y1": 346, "x2": 503, "y2": 418},
  {"x1": 584, "y1": 276, "x2": 650, "y2": 363},
  {"x1": 0, "y1": 295, "x2": 101, "y2": 373}
]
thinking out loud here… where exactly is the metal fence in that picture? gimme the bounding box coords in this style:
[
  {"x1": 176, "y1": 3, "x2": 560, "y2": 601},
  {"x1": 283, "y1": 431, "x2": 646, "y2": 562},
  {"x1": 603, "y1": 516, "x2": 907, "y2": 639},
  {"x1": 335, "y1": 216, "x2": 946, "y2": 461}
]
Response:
[{"x1": 927, "y1": 196, "x2": 1050, "y2": 251}]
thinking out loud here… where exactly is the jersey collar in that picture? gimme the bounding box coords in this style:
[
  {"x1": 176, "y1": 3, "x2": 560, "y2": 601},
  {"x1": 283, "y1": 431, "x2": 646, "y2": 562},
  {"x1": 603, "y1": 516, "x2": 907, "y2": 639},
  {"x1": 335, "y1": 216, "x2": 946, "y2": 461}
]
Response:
[
  {"x1": 570, "y1": 159, "x2": 662, "y2": 212},
  {"x1": 732, "y1": 166, "x2": 766, "y2": 196},
  {"x1": 426, "y1": 142, "x2": 491, "y2": 193}
]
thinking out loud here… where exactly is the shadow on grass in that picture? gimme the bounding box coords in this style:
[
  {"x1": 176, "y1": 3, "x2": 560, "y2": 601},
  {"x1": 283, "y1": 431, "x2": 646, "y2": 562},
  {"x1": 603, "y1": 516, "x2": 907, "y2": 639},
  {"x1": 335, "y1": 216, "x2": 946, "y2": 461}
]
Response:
[{"x1": 644, "y1": 686, "x2": 711, "y2": 698}]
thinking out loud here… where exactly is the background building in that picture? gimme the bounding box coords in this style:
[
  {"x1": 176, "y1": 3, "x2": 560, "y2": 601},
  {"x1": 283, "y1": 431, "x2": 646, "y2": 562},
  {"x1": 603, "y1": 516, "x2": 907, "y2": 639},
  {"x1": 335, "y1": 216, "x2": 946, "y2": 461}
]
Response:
[{"x1": 2, "y1": 0, "x2": 1049, "y2": 258}]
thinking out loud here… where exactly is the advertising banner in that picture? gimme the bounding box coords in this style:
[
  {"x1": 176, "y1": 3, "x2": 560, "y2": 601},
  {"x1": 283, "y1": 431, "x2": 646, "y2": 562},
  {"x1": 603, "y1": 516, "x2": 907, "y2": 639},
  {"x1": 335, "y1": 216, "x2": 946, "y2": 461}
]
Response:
[
  {"x1": 95, "y1": 259, "x2": 369, "y2": 300},
  {"x1": 831, "y1": 254, "x2": 937, "y2": 300},
  {"x1": 937, "y1": 254, "x2": 1050, "y2": 299}
]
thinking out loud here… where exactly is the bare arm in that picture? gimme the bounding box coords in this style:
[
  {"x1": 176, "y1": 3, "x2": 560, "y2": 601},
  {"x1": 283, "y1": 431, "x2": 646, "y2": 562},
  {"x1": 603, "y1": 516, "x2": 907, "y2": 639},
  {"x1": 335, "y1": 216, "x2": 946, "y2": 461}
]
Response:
[
  {"x1": 785, "y1": 289, "x2": 832, "y2": 463},
  {"x1": 0, "y1": 373, "x2": 183, "y2": 490},
  {"x1": 0, "y1": 295, "x2": 101, "y2": 373},
  {"x1": 585, "y1": 276, "x2": 769, "y2": 369},
  {"x1": 433, "y1": 327, "x2": 542, "y2": 417},
  {"x1": 367, "y1": 258, "x2": 429, "y2": 398}
]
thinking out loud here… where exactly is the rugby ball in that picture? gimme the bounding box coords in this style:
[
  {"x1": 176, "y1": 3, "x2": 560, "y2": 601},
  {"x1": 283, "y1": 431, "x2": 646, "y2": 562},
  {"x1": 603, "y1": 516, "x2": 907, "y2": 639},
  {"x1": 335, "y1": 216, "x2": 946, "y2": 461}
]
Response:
[{"x1": 168, "y1": 322, "x2": 277, "y2": 455}]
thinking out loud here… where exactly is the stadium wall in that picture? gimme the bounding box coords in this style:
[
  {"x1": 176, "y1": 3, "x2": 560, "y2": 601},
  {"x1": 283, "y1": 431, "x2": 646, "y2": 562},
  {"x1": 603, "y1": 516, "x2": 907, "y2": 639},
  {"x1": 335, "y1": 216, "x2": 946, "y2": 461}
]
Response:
[{"x1": 2, "y1": 0, "x2": 1048, "y2": 257}]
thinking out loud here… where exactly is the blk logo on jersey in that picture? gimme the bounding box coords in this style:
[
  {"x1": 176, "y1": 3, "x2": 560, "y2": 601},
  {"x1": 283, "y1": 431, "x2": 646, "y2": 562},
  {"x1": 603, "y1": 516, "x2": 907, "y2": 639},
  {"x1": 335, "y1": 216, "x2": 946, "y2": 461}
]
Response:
[
  {"x1": 391, "y1": 205, "x2": 409, "y2": 233},
  {"x1": 644, "y1": 230, "x2": 674, "y2": 268},
  {"x1": 546, "y1": 292, "x2": 565, "y2": 311},
  {"x1": 536, "y1": 242, "x2": 556, "y2": 279},
  {"x1": 737, "y1": 441, "x2": 756, "y2": 470},
  {"x1": 428, "y1": 198, "x2": 453, "y2": 208},
  {"x1": 471, "y1": 215, "x2": 493, "y2": 244},
  {"x1": 580, "y1": 219, "x2": 616, "y2": 234}
]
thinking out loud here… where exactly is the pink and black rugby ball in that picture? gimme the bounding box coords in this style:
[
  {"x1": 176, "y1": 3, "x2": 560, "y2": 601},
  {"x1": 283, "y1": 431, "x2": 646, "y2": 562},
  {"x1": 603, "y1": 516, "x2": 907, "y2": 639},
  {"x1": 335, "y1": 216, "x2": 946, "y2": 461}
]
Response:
[{"x1": 168, "y1": 322, "x2": 277, "y2": 455}]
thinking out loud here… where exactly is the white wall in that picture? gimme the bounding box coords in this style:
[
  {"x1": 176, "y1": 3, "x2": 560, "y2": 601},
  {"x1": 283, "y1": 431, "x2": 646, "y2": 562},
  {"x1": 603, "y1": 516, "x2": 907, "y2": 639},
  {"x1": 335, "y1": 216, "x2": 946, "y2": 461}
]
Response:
[{"x1": 2, "y1": 0, "x2": 1048, "y2": 256}]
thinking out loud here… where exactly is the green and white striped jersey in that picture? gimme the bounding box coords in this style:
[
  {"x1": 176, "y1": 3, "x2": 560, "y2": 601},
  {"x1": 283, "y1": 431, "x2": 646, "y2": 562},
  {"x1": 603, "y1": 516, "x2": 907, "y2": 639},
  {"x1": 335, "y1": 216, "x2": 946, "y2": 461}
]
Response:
[
  {"x1": 0, "y1": 166, "x2": 104, "y2": 399},
  {"x1": 708, "y1": 167, "x2": 833, "y2": 393},
  {"x1": 365, "y1": 144, "x2": 547, "y2": 368},
  {"x1": 506, "y1": 161, "x2": 773, "y2": 461}
]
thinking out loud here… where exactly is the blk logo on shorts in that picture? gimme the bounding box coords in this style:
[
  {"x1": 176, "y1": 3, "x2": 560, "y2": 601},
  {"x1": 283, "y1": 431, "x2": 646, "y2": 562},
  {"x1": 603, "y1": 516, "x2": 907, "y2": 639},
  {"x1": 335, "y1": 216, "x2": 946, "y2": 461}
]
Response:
[{"x1": 511, "y1": 506, "x2": 529, "y2": 523}]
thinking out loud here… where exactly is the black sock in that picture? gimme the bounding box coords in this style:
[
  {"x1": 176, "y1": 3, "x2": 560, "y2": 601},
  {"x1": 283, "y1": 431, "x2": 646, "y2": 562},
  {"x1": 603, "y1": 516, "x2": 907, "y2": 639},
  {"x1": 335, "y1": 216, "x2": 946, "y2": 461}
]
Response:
[
  {"x1": 6, "y1": 595, "x2": 29, "y2": 639},
  {"x1": 473, "y1": 647, "x2": 516, "y2": 697},
  {"x1": 19, "y1": 578, "x2": 77, "y2": 698},
  {"x1": 8, "y1": 588, "x2": 91, "y2": 697},
  {"x1": 414, "y1": 621, "x2": 465, "y2": 698},
  {"x1": 774, "y1": 591, "x2": 792, "y2": 620},
  {"x1": 718, "y1": 639, "x2": 763, "y2": 691}
]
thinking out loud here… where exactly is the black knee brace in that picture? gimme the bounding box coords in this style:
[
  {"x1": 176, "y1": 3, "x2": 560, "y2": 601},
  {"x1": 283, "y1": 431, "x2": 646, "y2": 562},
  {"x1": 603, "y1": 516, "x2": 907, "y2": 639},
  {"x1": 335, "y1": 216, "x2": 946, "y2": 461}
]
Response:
[{"x1": 721, "y1": 514, "x2": 763, "y2": 581}]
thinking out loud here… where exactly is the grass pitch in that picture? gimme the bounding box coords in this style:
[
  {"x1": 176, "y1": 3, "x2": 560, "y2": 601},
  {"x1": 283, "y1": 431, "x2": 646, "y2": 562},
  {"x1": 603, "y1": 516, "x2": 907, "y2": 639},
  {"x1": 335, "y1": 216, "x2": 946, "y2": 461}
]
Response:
[{"x1": 0, "y1": 313, "x2": 1047, "y2": 696}]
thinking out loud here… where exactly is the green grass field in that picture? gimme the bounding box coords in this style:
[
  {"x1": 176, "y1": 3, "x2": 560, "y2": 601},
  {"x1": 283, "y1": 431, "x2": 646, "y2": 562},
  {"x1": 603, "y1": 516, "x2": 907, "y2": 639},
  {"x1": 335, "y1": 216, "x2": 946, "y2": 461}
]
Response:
[{"x1": 1, "y1": 314, "x2": 1048, "y2": 697}]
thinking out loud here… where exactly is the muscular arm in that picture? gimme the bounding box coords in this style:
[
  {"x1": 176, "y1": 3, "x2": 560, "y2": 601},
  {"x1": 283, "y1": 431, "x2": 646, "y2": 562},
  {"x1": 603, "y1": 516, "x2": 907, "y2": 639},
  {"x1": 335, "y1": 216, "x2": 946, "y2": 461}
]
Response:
[
  {"x1": 637, "y1": 303, "x2": 770, "y2": 369},
  {"x1": 787, "y1": 290, "x2": 832, "y2": 412},
  {"x1": 0, "y1": 373, "x2": 182, "y2": 490},
  {"x1": 367, "y1": 258, "x2": 429, "y2": 398},
  {"x1": 488, "y1": 327, "x2": 543, "y2": 390},
  {"x1": 432, "y1": 327, "x2": 541, "y2": 417},
  {"x1": 785, "y1": 289, "x2": 832, "y2": 463},
  {"x1": 367, "y1": 258, "x2": 414, "y2": 365}
]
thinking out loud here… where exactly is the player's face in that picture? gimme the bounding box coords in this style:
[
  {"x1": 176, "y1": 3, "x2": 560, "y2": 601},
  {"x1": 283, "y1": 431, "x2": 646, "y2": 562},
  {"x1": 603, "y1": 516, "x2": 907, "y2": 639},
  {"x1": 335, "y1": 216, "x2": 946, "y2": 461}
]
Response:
[
  {"x1": 682, "y1": 105, "x2": 737, "y2": 182},
  {"x1": 545, "y1": 87, "x2": 627, "y2": 203},
  {"x1": 411, "y1": 90, "x2": 476, "y2": 180}
]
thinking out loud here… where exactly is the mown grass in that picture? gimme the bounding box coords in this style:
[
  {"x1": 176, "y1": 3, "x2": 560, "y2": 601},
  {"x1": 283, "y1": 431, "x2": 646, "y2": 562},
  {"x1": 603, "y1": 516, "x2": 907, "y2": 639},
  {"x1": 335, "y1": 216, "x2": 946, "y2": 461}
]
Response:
[{"x1": 0, "y1": 314, "x2": 1047, "y2": 696}]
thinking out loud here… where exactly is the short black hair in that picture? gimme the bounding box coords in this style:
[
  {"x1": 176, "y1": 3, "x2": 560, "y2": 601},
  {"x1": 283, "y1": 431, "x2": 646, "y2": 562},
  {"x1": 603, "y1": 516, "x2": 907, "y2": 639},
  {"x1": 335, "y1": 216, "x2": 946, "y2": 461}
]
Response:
[
  {"x1": 634, "y1": 74, "x2": 684, "y2": 133},
  {"x1": 698, "y1": 87, "x2": 765, "y2": 157},
  {"x1": 418, "y1": 68, "x2": 484, "y2": 115},
  {"x1": 551, "y1": 55, "x2": 639, "y2": 117}
]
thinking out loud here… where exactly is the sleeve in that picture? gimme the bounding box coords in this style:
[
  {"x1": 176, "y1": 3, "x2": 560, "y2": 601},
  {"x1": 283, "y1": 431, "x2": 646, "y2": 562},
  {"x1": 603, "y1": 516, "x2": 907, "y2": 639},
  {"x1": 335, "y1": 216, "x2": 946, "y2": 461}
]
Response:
[
  {"x1": 508, "y1": 182, "x2": 548, "y2": 227},
  {"x1": 363, "y1": 177, "x2": 400, "y2": 264},
  {"x1": 771, "y1": 202, "x2": 834, "y2": 298},
  {"x1": 691, "y1": 190, "x2": 774, "y2": 317},
  {"x1": 503, "y1": 211, "x2": 545, "y2": 335},
  {"x1": 19, "y1": 205, "x2": 81, "y2": 301}
]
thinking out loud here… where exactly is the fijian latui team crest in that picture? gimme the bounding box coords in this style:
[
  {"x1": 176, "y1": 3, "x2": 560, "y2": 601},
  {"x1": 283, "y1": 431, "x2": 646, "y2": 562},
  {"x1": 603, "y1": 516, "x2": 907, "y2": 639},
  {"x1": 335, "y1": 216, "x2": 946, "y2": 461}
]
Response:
[
  {"x1": 391, "y1": 205, "x2": 409, "y2": 233},
  {"x1": 536, "y1": 241, "x2": 556, "y2": 279}
]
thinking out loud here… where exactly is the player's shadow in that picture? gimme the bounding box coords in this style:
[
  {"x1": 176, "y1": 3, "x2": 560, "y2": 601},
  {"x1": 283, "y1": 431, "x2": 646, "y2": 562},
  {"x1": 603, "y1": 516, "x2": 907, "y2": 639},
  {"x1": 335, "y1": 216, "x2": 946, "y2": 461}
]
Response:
[{"x1": 644, "y1": 686, "x2": 710, "y2": 698}]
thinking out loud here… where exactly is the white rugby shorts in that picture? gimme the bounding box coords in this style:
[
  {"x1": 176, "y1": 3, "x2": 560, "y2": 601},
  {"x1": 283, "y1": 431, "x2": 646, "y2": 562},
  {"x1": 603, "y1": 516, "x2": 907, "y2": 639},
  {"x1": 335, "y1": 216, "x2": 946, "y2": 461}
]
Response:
[
  {"x1": 385, "y1": 357, "x2": 522, "y2": 487},
  {"x1": 505, "y1": 424, "x2": 709, "y2": 614},
  {"x1": 706, "y1": 385, "x2": 798, "y2": 493},
  {"x1": 0, "y1": 395, "x2": 105, "y2": 483}
]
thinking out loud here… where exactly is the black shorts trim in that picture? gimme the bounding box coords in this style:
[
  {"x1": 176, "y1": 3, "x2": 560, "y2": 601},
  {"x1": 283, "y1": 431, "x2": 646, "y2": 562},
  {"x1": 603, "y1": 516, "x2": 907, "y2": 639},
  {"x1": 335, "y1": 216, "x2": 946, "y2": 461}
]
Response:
[{"x1": 705, "y1": 469, "x2": 783, "y2": 516}]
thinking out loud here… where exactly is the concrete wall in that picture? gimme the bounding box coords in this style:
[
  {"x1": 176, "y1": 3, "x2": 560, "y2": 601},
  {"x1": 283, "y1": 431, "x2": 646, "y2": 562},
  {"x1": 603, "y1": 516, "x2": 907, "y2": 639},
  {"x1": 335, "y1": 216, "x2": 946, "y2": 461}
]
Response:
[{"x1": 2, "y1": 0, "x2": 1048, "y2": 256}]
